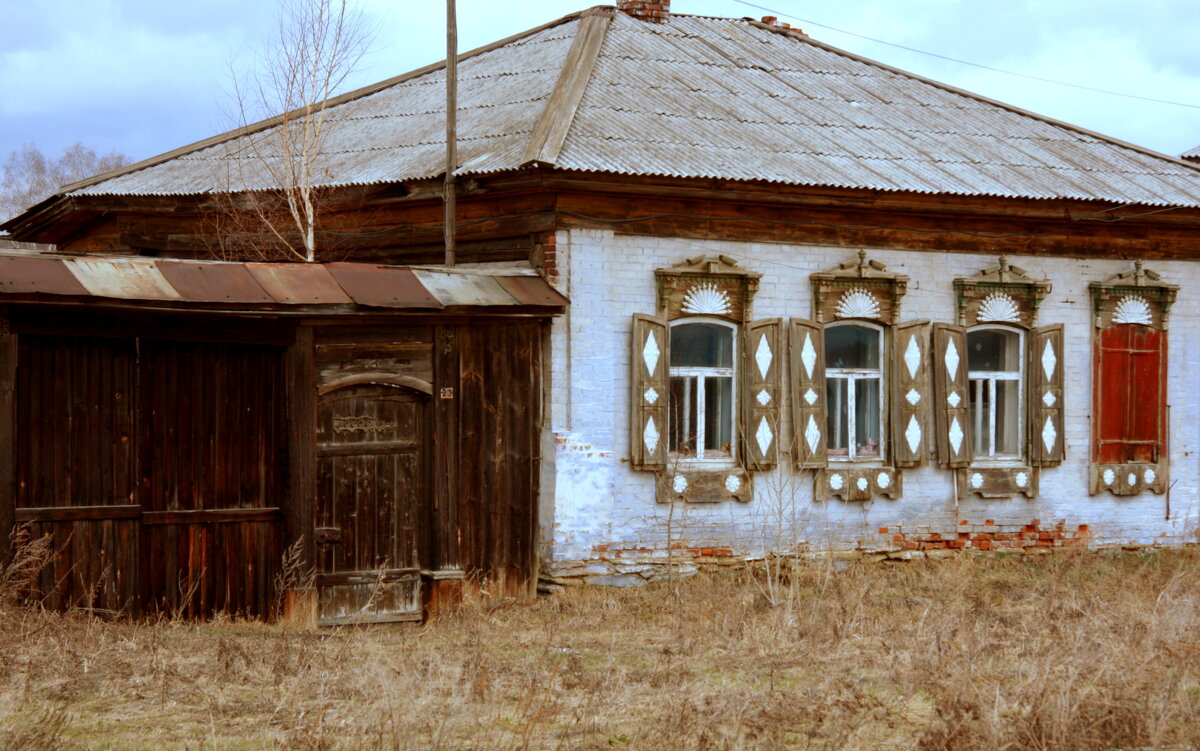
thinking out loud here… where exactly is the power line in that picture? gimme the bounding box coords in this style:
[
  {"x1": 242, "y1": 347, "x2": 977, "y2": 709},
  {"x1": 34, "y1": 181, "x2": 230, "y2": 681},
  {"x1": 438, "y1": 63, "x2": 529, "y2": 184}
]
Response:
[{"x1": 730, "y1": 0, "x2": 1200, "y2": 111}]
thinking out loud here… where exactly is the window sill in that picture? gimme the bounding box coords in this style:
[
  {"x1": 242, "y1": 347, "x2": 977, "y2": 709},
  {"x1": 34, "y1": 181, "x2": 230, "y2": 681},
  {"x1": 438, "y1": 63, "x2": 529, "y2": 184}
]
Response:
[
  {"x1": 816, "y1": 467, "x2": 901, "y2": 502},
  {"x1": 1090, "y1": 462, "x2": 1166, "y2": 496},
  {"x1": 957, "y1": 466, "x2": 1036, "y2": 499},
  {"x1": 656, "y1": 467, "x2": 751, "y2": 503}
]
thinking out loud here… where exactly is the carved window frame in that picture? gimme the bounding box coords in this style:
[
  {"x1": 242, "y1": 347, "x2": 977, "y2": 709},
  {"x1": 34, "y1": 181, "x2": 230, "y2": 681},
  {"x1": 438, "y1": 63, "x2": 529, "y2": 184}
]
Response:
[
  {"x1": 1088, "y1": 262, "x2": 1176, "y2": 496},
  {"x1": 801, "y1": 251, "x2": 924, "y2": 502}
]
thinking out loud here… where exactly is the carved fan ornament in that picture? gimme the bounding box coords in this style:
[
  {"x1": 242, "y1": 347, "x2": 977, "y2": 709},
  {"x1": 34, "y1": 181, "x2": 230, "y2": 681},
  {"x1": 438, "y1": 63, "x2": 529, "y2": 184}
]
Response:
[
  {"x1": 810, "y1": 250, "x2": 907, "y2": 325},
  {"x1": 976, "y1": 293, "x2": 1022, "y2": 324},
  {"x1": 681, "y1": 282, "x2": 731, "y2": 316},
  {"x1": 1112, "y1": 296, "x2": 1152, "y2": 325},
  {"x1": 954, "y1": 256, "x2": 1050, "y2": 327},
  {"x1": 834, "y1": 288, "x2": 881, "y2": 319}
]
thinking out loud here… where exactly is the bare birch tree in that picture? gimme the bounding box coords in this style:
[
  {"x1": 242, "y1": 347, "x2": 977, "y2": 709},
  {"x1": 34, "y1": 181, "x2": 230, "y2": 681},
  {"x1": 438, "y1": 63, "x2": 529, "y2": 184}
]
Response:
[
  {"x1": 219, "y1": 0, "x2": 370, "y2": 262},
  {"x1": 0, "y1": 143, "x2": 129, "y2": 223}
]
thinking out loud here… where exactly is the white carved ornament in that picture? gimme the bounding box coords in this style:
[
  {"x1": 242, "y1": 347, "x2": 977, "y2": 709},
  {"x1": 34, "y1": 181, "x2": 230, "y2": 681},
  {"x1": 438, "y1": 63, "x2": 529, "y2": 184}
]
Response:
[
  {"x1": 948, "y1": 416, "x2": 964, "y2": 455},
  {"x1": 725, "y1": 474, "x2": 742, "y2": 493},
  {"x1": 834, "y1": 288, "x2": 881, "y2": 319},
  {"x1": 644, "y1": 387, "x2": 659, "y2": 405},
  {"x1": 947, "y1": 391, "x2": 961, "y2": 408},
  {"x1": 643, "y1": 417, "x2": 660, "y2": 455},
  {"x1": 673, "y1": 474, "x2": 688, "y2": 493},
  {"x1": 642, "y1": 330, "x2": 660, "y2": 376},
  {"x1": 800, "y1": 333, "x2": 817, "y2": 379},
  {"x1": 1112, "y1": 295, "x2": 1153, "y2": 326},
  {"x1": 1042, "y1": 391, "x2": 1056, "y2": 407},
  {"x1": 1144, "y1": 468, "x2": 1157, "y2": 484},
  {"x1": 970, "y1": 472, "x2": 984, "y2": 489},
  {"x1": 1042, "y1": 416, "x2": 1057, "y2": 454},
  {"x1": 756, "y1": 417, "x2": 774, "y2": 455},
  {"x1": 1015, "y1": 471, "x2": 1029, "y2": 488},
  {"x1": 905, "y1": 415, "x2": 922, "y2": 453},
  {"x1": 904, "y1": 335, "x2": 921, "y2": 380},
  {"x1": 1103, "y1": 468, "x2": 1116, "y2": 486},
  {"x1": 681, "y1": 283, "x2": 731, "y2": 316},
  {"x1": 755, "y1": 334, "x2": 773, "y2": 379},
  {"x1": 804, "y1": 415, "x2": 821, "y2": 454},
  {"x1": 829, "y1": 473, "x2": 844, "y2": 490},
  {"x1": 976, "y1": 292, "x2": 1022, "y2": 323},
  {"x1": 876, "y1": 472, "x2": 891, "y2": 488},
  {"x1": 906, "y1": 388, "x2": 921, "y2": 405},
  {"x1": 756, "y1": 389, "x2": 771, "y2": 406},
  {"x1": 804, "y1": 388, "x2": 819, "y2": 405},
  {"x1": 944, "y1": 337, "x2": 960, "y2": 380},
  {"x1": 1126, "y1": 472, "x2": 1137, "y2": 487},
  {"x1": 1041, "y1": 339, "x2": 1057, "y2": 382},
  {"x1": 856, "y1": 477, "x2": 869, "y2": 491}
]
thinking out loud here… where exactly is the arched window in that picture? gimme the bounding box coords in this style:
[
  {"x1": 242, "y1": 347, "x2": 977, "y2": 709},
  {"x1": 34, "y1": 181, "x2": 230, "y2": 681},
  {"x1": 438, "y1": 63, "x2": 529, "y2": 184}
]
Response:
[
  {"x1": 824, "y1": 322, "x2": 884, "y2": 460},
  {"x1": 966, "y1": 325, "x2": 1023, "y2": 461},
  {"x1": 668, "y1": 319, "x2": 736, "y2": 462}
]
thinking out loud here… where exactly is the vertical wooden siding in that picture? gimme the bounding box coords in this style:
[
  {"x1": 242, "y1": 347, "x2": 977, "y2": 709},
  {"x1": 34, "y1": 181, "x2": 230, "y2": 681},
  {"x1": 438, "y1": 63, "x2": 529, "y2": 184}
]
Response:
[
  {"x1": 450, "y1": 322, "x2": 543, "y2": 596},
  {"x1": 13, "y1": 333, "x2": 286, "y2": 618}
]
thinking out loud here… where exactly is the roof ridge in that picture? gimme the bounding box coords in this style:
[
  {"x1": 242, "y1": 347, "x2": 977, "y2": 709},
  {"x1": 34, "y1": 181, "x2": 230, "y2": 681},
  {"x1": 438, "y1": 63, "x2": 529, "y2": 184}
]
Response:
[
  {"x1": 522, "y1": 7, "x2": 614, "y2": 167},
  {"x1": 58, "y1": 7, "x2": 592, "y2": 196},
  {"x1": 736, "y1": 16, "x2": 1200, "y2": 175}
]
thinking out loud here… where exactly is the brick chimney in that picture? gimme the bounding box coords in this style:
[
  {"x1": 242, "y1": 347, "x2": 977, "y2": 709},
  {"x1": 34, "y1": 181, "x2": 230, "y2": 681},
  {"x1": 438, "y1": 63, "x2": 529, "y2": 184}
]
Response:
[{"x1": 617, "y1": 0, "x2": 670, "y2": 23}]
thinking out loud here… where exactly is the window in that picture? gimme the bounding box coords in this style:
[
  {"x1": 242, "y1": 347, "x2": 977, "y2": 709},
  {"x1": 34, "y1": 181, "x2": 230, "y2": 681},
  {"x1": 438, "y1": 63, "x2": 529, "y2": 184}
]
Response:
[
  {"x1": 966, "y1": 326, "x2": 1023, "y2": 461},
  {"x1": 1089, "y1": 264, "x2": 1175, "y2": 496},
  {"x1": 824, "y1": 322, "x2": 884, "y2": 460},
  {"x1": 668, "y1": 320, "x2": 736, "y2": 462}
]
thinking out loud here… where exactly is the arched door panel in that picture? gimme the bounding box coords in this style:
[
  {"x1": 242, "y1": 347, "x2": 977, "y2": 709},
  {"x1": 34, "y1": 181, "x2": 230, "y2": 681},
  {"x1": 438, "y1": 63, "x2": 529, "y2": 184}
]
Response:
[{"x1": 316, "y1": 382, "x2": 429, "y2": 624}]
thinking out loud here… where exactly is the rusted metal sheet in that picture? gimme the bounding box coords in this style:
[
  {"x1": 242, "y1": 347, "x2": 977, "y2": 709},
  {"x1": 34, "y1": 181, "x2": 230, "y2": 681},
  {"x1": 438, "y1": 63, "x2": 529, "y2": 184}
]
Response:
[
  {"x1": 156, "y1": 260, "x2": 273, "y2": 303},
  {"x1": 0, "y1": 255, "x2": 89, "y2": 296},
  {"x1": 245, "y1": 263, "x2": 354, "y2": 304},
  {"x1": 412, "y1": 269, "x2": 521, "y2": 307},
  {"x1": 66, "y1": 257, "x2": 181, "y2": 301},
  {"x1": 495, "y1": 274, "x2": 569, "y2": 307},
  {"x1": 326, "y1": 263, "x2": 442, "y2": 309}
]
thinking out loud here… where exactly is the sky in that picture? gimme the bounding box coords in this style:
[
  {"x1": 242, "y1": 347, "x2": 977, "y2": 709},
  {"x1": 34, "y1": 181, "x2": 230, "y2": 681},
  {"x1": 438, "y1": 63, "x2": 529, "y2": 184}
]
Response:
[{"x1": 2, "y1": 0, "x2": 1200, "y2": 170}]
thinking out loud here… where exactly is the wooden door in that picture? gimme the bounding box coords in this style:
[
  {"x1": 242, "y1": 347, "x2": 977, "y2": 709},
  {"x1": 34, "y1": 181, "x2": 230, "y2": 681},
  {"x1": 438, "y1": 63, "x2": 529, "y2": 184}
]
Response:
[{"x1": 316, "y1": 381, "x2": 429, "y2": 624}]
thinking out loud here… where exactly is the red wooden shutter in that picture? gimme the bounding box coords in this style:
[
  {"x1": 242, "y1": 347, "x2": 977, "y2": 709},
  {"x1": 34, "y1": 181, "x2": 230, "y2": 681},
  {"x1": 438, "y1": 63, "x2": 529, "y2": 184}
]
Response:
[
  {"x1": 1095, "y1": 324, "x2": 1164, "y2": 465},
  {"x1": 932, "y1": 323, "x2": 972, "y2": 468},
  {"x1": 1029, "y1": 324, "x2": 1065, "y2": 466},
  {"x1": 630, "y1": 314, "x2": 668, "y2": 470},
  {"x1": 744, "y1": 319, "x2": 782, "y2": 470},
  {"x1": 891, "y1": 320, "x2": 930, "y2": 468},
  {"x1": 789, "y1": 319, "x2": 827, "y2": 470}
]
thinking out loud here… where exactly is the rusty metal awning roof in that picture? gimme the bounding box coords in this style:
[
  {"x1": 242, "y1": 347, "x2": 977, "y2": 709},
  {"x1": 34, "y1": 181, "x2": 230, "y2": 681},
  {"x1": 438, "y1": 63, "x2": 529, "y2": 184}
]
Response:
[{"x1": 0, "y1": 252, "x2": 567, "y2": 313}]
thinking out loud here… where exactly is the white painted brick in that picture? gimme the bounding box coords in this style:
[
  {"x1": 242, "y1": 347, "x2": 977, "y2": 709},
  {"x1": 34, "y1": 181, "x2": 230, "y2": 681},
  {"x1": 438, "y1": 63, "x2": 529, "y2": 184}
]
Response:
[{"x1": 542, "y1": 231, "x2": 1200, "y2": 567}]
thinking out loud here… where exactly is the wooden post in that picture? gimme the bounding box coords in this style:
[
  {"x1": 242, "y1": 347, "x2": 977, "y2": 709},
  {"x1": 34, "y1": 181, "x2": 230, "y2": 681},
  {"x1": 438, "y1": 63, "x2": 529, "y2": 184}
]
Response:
[
  {"x1": 444, "y1": 0, "x2": 458, "y2": 267},
  {"x1": 0, "y1": 309, "x2": 14, "y2": 564},
  {"x1": 283, "y1": 324, "x2": 317, "y2": 624}
]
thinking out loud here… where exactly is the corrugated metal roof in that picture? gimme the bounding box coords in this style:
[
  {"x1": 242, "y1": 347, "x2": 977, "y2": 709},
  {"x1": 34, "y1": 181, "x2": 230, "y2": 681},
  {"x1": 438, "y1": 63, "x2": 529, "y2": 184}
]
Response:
[
  {"x1": 0, "y1": 253, "x2": 567, "y2": 311},
  {"x1": 64, "y1": 6, "x2": 1200, "y2": 207}
]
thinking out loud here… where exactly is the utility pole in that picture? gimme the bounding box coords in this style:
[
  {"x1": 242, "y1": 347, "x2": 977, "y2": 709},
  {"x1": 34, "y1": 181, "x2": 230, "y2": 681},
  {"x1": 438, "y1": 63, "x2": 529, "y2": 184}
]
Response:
[{"x1": 444, "y1": 0, "x2": 458, "y2": 267}]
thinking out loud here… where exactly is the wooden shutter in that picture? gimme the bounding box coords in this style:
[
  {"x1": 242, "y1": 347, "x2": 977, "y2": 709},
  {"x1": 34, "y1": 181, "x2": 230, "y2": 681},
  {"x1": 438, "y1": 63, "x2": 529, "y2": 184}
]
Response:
[
  {"x1": 1029, "y1": 324, "x2": 1065, "y2": 466},
  {"x1": 891, "y1": 320, "x2": 930, "y2": 468},
  {"x1": 932, "y1": 323, "x2": 972, "y2": 468},
  {"x1": 744, "y1": 319, "x2": 782, "y2": 470},
  {"x1": 630, "y1": 314, "x2": 668, "y2": 470},
  {"x1": 789, "y1": 319, "x2": 827, "y2": 469}
]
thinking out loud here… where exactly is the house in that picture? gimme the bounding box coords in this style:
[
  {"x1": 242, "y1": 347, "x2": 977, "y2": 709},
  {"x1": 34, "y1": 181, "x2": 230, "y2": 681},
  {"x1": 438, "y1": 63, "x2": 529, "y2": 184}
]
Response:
[{"x1": 3, "y1": 0, "x2": 1200, "y2": 613}]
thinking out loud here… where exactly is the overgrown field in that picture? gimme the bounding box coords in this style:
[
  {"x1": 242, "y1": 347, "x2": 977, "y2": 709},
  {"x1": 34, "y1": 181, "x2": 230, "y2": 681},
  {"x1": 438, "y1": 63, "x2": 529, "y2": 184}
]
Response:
[{"x1": 3, "y1": 548, "x2": 1200, "y2": 750}]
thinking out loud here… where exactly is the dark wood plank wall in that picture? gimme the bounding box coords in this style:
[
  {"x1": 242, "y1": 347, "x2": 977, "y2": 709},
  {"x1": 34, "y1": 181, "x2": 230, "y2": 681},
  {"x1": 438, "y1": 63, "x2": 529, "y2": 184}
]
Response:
[
  {"x1": 27, "y1": 173, "x2": 1200, "y2": 263},
  {"x1": 136, "y1": 339, "x2": 286, "y2": 617},
  {"x1": 11, "y1": 330, "x2": 287, "y2": 617},
  {"x1": 449, "y1": 321, "x2": 543, "y2": 596},
  {"x1": 15, "y1": 334, "x2": 140, "y2": 611}
]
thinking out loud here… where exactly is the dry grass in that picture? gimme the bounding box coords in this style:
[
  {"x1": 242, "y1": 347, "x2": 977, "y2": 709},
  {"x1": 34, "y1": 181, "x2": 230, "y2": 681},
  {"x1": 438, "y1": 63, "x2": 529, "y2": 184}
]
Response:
[{"x1": 3, "y1": 547, "x2": 1200, "y2": 750}]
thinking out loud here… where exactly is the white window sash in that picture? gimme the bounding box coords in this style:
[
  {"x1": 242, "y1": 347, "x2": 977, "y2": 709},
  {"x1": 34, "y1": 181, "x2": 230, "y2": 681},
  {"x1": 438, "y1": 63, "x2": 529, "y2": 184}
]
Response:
[{"x1": 826, "y1": 369, "x2": 883, "y2": 461}]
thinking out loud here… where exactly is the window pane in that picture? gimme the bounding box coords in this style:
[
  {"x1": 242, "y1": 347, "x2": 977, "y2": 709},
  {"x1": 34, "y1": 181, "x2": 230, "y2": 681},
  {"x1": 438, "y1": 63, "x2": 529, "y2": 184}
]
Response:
[
  {"x1": 970, "y1": 378, "x2": 991, "y2": 456},
  {"x1": 826, "y1": 377, "x2": 849, "y2": 455},
  {"x1": 668, "y1": 376, "x2": 696, "y2": 457},
  {"x1": 703, "y1": 376, "x2": 733, "y2": 458},
  {"x1": 670, "y1": 323, "x2": 733, "y2": 368},
  {"x1": 855, "y1": 377, "x2": 881, "y2": 457},
  {"x1": 967, "y1": 329, "x2": 1020, "y2": 372},
  {"x1": 995, "y1": 379, "x2": 1019, "y2": 455},
  {"x1": 825, "y1": 325, "x2": 880, "y2": 369}
]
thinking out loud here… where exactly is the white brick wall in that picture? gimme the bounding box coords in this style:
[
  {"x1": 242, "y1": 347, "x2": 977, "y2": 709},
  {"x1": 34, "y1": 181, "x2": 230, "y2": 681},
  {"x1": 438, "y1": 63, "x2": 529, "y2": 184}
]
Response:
[{"x1": 542, "y1": 229, "x2": 1200, "y2": 572}]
